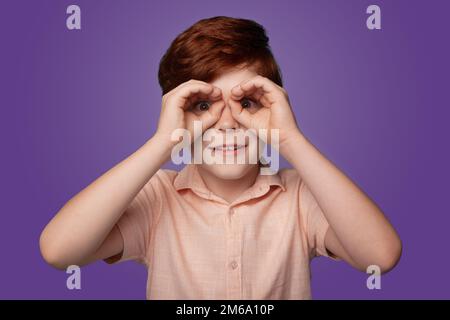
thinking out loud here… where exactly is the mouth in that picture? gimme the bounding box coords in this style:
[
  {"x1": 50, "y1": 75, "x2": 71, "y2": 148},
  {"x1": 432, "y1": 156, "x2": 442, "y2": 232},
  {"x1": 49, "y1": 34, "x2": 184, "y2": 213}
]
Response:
[{"x1": 208, "y1": 144, "x2": 248, "y2": 155}]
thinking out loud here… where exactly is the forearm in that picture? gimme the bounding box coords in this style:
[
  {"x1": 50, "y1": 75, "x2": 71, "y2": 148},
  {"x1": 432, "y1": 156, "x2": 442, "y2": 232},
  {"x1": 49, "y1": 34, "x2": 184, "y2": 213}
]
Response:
[
  {"x1": 280, "y1": 130, "x2": 401, "y2": 270},
  {"x1": 40, "y1": 134, "x2": 171, "y2": 268}
]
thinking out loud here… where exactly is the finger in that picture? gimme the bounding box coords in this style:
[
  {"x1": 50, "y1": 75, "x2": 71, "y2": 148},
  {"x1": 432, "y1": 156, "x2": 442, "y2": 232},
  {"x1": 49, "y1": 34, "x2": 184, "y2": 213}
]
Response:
[
  {"x1": 196, "y1": 86, "x2": 222, "y2": 101},
  {"x1": 180, "y1": 80, "x2": 223, "y2": 101},
  {"x1": 228, "y1": 97, "x2": 253, "y2": 128},
  {"x1": 198, "y1": 100, "x2": 226, "y2": 131},
  {"x1": 259, "y1": 95, "x2": 271, "y2": 108},
  {"x1": 187, "y1": 87, "x2": 222, "y2": 106},
  {"x1": 174, "y1": 82, "x2": 221, "y2": 110},
  {"x1": 230, "y1": 85, "x2": 268, "y2": 109},
  {"x1": 231, "y1": 76, "x2": 280, "y2": 106}
]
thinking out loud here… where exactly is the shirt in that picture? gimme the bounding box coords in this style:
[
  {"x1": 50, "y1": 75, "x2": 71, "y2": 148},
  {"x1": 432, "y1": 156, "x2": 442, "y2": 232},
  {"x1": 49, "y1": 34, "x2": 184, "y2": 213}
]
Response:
[{"x1": 111, "y1": 164, "x2": 335, "y2": 299}]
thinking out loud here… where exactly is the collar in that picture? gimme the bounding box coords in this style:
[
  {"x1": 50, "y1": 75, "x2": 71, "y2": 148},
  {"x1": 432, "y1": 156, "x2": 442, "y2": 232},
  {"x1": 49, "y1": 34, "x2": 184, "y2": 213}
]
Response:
[{"x1": 173, "y1": 164, "x2": 285, "y2": 205}]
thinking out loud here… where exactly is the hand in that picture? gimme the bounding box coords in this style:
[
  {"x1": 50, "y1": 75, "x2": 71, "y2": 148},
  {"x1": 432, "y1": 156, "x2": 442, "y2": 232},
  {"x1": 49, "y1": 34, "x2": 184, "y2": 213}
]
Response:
[
  {"x1": 155, "y1": 79, "x2": 225, "y2": 146},
  {"x1": 227, "y1": 75, "x2": 300, "y2": 147}
]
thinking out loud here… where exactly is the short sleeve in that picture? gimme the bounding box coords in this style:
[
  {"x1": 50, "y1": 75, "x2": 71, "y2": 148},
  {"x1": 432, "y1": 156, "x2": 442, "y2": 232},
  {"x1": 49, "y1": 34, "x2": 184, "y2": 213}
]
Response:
[
  {"x1": 110, "y1": 176, "x2": 159, "y2": 265},
  {"x1": 299, "y1": 180, "x2": 336, "y2": 259}
]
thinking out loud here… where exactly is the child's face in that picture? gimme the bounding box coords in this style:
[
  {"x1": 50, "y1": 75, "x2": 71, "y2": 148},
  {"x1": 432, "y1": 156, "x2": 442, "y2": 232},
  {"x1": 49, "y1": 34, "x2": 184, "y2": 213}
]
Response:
[{"x1": 192, "y1": 65, "x2": 262, "y2": 180}]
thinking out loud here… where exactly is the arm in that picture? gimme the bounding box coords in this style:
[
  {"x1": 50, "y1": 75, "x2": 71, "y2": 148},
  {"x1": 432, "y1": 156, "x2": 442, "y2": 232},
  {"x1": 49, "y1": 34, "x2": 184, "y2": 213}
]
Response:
[
  {"x1": 39, "y1": 136, "x2": 171, "y2": 269},
  {"x1": 281, "y1": 131, "x2": 402, "y2": 273},
  {"x1": 40, "y1": 80, "x2": 225, "y2": 270},
  {"x1": 228, "y1": 75, "x2": 402, "y2": 274}
]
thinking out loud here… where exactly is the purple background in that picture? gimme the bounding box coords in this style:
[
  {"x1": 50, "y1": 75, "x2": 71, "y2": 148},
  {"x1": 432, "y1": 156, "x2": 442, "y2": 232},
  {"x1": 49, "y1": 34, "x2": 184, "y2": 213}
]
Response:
[{"x1": 1, "y1": 0, "x2": 449, "y2": 299}]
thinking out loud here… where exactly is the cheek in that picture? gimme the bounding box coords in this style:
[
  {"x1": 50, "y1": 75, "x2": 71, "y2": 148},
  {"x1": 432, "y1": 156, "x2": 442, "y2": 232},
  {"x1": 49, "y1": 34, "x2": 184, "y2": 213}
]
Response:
[
  {"x1": 246, "y1": 106, "x2": 261, "y2": 114},
  {"x1": 247, "y1": 141, "x2": 260, "y2": 163}
]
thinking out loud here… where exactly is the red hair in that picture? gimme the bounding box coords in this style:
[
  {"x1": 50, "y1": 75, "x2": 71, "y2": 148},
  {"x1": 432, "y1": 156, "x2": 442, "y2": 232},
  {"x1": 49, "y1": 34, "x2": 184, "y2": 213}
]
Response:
[{"x1": 158, "y1": 16, "x2": 283, "y2": 95}]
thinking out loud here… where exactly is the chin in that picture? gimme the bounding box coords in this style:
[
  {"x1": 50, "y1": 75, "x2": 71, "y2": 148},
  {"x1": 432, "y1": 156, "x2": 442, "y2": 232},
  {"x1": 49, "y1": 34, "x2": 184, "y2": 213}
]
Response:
[{"x1": 199, "y1": 163, "x2": 258, "y2": 180}]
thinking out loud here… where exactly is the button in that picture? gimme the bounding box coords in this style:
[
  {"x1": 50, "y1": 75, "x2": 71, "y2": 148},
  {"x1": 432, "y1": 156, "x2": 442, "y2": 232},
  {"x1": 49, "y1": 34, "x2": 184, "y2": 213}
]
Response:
[
  {"x1": 229, "y1": 261, "x2": 238, "y2": 270},
  {"x1": 230, "y1": 208, "x2": 235, "y2": 215}
]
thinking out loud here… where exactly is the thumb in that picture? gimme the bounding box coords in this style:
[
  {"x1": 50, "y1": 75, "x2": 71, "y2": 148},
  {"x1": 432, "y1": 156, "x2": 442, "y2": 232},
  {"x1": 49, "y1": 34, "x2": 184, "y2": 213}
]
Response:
[
  {"x1": 228, "y1": 97, "x2": 253, "y2": 128},
  {"x1": 198, "y1": 100, "x2": 225, "y2": 131}
]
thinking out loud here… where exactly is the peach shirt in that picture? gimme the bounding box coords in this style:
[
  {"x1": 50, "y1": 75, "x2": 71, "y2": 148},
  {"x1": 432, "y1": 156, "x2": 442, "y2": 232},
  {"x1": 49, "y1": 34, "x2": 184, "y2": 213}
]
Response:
[{"x1": 112, "y1": 164, "x2": 335, "y2": 299}]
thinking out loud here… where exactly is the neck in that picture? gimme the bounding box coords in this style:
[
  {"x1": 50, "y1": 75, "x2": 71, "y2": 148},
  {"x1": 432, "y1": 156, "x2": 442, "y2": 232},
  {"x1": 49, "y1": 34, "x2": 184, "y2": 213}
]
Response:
[{"x1": 197, "y1": 165, "x2": 260, "y2": 204}]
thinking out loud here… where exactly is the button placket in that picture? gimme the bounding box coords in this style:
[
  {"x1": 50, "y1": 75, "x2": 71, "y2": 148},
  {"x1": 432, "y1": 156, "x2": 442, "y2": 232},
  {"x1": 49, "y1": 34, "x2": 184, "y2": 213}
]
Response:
[
  {"x1": 229, "y1": 260, "x2": 238, "y2": 270},
  {"x1": 226, "y1": 206, "x2": 242, "y2": 299}
]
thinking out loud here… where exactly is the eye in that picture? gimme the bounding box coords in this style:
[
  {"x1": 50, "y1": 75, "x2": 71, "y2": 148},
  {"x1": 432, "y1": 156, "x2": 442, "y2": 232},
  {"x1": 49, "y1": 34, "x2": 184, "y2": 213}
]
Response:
[
  {"x1": 240, "y1": 97, "x2": 256, "y2": 109},
  {"x1": 191, "y1": 100, "x2": 211, "y2": 112}
]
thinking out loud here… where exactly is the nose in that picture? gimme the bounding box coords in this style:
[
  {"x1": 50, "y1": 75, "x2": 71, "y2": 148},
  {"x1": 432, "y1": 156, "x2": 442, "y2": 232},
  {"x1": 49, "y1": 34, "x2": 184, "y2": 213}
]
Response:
[{"x1": 213, "y1": 98, "x2": 239, "y2": 131}]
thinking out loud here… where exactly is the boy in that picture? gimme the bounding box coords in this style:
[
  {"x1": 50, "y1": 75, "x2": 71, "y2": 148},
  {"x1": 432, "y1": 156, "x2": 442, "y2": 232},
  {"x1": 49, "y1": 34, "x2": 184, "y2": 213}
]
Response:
[{"x1": 40, "y1": 16, "x2": 401, "y2": 299}]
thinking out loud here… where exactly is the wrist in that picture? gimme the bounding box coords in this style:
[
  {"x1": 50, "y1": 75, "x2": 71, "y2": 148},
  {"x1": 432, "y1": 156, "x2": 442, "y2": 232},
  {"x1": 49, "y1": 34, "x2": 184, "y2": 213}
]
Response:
[
  {"x1": 279, "y1": 129, "x2": 307, "y2": 157},
  {"x1": 146, "y1": 133, "x2": 174, "y2": 160},
  {"x1": 153, "y1": 130, "x2": 178, "y2": 147}
]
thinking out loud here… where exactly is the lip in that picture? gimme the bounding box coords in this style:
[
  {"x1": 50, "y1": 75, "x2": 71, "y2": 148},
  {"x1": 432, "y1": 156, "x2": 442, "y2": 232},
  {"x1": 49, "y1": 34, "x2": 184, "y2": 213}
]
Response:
[{"x1": 208, "y1": 144, "x2": 248, "y2": 154}]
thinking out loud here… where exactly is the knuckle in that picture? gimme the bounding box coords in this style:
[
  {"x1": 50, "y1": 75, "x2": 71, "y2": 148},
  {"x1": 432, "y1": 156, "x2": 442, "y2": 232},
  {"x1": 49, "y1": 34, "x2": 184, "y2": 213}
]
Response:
[
  {"x1": 188, "y1": 79, "x2": 204, "y2": 85},
  {"x1": 259, "y1": 75, "x2": 269, "y2": 83}
]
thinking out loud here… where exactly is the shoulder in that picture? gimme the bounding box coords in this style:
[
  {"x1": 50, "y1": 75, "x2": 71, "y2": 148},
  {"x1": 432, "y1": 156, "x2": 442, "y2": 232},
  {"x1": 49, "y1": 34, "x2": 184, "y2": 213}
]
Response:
[
  {"x1": 132, "y1": 169, "x2": 181, "y2": 208},
  {"x1": 146, "y1": 168, "x2": 179, "y2": 190}
]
